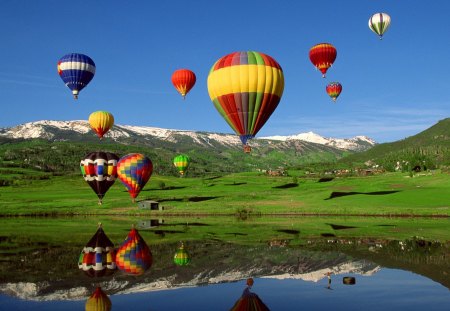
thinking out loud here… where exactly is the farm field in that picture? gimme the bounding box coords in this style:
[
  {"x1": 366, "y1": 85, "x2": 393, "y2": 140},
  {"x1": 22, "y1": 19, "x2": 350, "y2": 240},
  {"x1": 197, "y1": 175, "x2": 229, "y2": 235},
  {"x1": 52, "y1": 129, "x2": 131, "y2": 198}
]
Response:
[{"x1": 0, "y1": 170, "x2": 449, "y2": 217}]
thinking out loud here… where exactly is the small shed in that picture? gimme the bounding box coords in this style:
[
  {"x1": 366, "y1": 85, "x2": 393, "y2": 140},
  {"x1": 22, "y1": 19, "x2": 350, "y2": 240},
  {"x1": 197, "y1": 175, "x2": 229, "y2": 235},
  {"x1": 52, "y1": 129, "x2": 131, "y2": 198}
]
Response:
[{"x1": 138, "y1": 200, "x2": 161, "y2": 210}]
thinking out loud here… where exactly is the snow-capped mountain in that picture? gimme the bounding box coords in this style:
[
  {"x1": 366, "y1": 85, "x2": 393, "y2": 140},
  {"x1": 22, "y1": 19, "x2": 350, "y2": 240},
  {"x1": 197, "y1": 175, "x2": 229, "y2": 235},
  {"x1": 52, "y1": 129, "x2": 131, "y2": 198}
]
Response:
[
  {"x1": 0, "y1": 259, "x2": 380, "y2": 301},
  {"x1": 261, "y1": 131, "x2": 376, "y2": 151},
  {"x1": 0, "y1": 120, "x2": 376, "y2": 152}
]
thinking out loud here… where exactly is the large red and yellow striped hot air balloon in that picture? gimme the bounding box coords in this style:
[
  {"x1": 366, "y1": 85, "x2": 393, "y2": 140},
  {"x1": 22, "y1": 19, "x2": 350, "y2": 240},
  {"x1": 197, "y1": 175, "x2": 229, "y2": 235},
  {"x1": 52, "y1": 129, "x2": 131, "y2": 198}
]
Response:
[
  {"x1": 172, "y1": 69, "x2": 196, "y2": 99},
  {"x1": 88, "y1": 111, "x2": 114, "y2": 139},
  {"x1": 309, "y1": 43, "x2": 337, "y2": 78},
  {"x1": 207, "y1": 51, "x2": 284, "y2": 153}
]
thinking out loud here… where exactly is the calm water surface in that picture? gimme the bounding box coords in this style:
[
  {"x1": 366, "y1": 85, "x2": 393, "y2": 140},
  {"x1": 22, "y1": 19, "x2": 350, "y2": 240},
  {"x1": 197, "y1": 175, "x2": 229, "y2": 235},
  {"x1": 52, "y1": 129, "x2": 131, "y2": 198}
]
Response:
[{"x1": 0, "y1": 216, "x2": 448, "y2": 310}]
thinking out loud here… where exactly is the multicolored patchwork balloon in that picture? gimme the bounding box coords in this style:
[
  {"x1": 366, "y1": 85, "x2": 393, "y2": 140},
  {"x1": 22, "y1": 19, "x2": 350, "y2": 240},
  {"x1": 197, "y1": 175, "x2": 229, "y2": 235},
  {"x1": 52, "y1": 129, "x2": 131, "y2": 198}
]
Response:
[
  {"x1": 57, "y1": 53, "x2": 96, "y2": 99},
  {"x1": 309, "y1": 43, "x2": 337, "y2": 78},
  {"x1": 172, "y1": 69, "x2": 196, "y2": 99},
  {"x1": 326, "y1": 82, "x2": 342, "y2": 102},
  {"x1": 207, "y1": 51, "x2": 284, "y2": 151},
  {"x1": 78, "y1": 224, "x2": 116, "y2": 278},
  {"x1": 369, "y1": 13, "x2": 391, "y2": 40},
  {"x1": 88, "y1": 111, "x2": 114, "y2": 139},
  {"x1": 173, "y1": 154, "x2": 190, "y2": 176},
  {"x1": 85, "y1": 287, "x2": 112, "y2": 311},
  {"x1": 117, "y1": 153, "x2": 153, "y2": 202},
  {"x1": 173, "y1": 242, "x2": 190, "y2": 266},
  {"x1": 80, "y1": 152, "x2": 119, "y2": 204},
  {"x1": 116, "y1": 227, "x2": 152, "y2": 275}
]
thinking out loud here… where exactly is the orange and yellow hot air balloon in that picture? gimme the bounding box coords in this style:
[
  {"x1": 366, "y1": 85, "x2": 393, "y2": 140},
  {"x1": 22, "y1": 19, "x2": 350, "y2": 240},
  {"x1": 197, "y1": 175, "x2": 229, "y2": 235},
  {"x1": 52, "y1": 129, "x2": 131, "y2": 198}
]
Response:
[
  {"x1": 207, "y1": 51, "x2": 284, "y2": 152},
  {"x1": 172, "y1": 69, "x2": 196, "y2": 99},
  {"x1": 326, "y1": 82, "x2": 342, "y2": 102},
  {"x1": 309, "y1": 43, "x2": 337, "y2": 78},
  {"x1": 88, "y1": 111, "x2": 114, "y2": 139}
]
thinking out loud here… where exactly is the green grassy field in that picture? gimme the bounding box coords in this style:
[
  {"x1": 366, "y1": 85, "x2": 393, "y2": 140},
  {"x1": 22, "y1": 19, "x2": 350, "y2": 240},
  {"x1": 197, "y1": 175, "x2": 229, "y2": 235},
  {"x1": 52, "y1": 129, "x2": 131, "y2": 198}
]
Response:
[{"x1": 0, "y1": 169, "x2": 449, "y2": 217}]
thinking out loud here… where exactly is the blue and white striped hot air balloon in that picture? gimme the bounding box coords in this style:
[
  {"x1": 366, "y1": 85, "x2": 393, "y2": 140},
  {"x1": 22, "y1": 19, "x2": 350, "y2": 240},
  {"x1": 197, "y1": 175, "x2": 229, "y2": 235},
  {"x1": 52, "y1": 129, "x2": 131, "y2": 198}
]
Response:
[{"x1": 57, "y1": 53, "x2": 96, "y2": 99}]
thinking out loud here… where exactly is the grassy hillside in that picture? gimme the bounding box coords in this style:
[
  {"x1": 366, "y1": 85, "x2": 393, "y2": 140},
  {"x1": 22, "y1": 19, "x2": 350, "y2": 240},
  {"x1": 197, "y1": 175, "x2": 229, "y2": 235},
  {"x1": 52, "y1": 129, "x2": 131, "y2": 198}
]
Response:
[
  {"x1": 339, "y1": 118, "x2": 450, "y2": 171},
  {"x1": 0, "y1": 138, "x2": 347, "y2": 179},
  {"x1": 0, "y1": 168, "x2": 449, "y2": 217}
]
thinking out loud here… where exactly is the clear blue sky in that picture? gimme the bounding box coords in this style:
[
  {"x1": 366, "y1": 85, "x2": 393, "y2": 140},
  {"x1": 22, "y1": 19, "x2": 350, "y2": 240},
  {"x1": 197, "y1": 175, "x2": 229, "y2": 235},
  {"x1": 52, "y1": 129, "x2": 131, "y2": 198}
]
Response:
[{"x1": 1, "y1": 0, "x2": 449, "y2": 143}]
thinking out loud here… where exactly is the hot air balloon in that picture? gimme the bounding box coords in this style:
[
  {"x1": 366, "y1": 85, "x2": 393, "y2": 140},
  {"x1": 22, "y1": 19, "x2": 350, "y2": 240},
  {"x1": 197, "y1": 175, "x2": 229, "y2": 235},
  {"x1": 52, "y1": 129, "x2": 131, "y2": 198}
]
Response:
[
  {"x1": 173, "y1": 154, "x2": 190, "y2": 176},
  {"x1": 207, "y1": 51, "x2": 284, "y2": 152},
  {"x1": 172, "y1": 69, "x2": 196, "y2": 99},
  {"x1": 309, "y1": 43, "x2": 337, "y2": 78},
  {"x1": 78, "y1": 224, "x2": 116, "y2": 277},
  {"x1": 88, "y1": 111, "x2": 114, "y2": 139},
  {"x1": 117, "y1": 153, "x2": 153, "y2": 202},
  {"x1": 80, "y1": 152, "x2": 119, "y2": 204},
  {"x1": 369, "y1": 13, "x2": 391, "y2": 39},
  {"x1": 85, "y1": 287, "x2": 111, "y2": 311},
  {"x1": 326, "y1": 82, "x2": 342, "y2": 102},
  {"x1": 116, "y1": 227, "x2": 152, "y2": 275},
  {"x1": 230, "y1": 279, "x2": 270, "y2": 311},
  {"x1": 174, "y1": 242, "x2": 190, "y2": 266},
  {"x1": 57, "y1": 53, "x2": 96, "y2": 99}
]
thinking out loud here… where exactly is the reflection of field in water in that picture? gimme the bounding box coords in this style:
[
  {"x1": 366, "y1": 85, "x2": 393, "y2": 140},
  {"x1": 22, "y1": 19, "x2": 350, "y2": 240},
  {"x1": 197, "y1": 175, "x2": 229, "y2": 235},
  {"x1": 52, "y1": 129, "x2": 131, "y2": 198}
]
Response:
[{"x1": 0, "y1": 216, "x2": 448, "y2": 310}]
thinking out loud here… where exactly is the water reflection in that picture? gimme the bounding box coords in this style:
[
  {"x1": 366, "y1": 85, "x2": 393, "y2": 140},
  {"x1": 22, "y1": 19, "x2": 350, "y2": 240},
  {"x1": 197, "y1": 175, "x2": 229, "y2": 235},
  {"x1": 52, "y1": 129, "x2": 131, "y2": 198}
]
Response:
[
  {"x1": 230, "y1": 278, "x2": 270, "y2": 311},
  {"x1": 0, "y1": 217, "x2": 448, "y2": 310},
  {"x1": 78, "y1": 224, "x2": 116, "y2": 278},
  {"x1": 85, "y1": 287, "x2": 111, "y2": 311}
]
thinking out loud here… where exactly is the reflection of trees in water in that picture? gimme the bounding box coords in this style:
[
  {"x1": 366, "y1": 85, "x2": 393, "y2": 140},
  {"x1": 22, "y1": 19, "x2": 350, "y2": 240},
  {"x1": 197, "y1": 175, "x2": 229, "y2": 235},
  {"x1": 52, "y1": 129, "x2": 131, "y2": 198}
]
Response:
[{"x1": 0, "y1": 237, "x2": 448, "y2": 299}]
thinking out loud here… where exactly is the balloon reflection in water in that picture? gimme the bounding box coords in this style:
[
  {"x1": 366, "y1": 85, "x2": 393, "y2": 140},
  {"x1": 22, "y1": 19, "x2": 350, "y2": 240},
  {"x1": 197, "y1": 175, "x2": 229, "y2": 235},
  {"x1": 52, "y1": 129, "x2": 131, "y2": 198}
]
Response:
[
  {"x1": 116, "y1": 226, "x2": 152, "y2": 275},
  {"x1": 78, "y1": 224, "x2": 116, "y2": 277},
  {"x1": 174, "y1": 242, "x2": 191, "y2": 266},
  {"x1": 230, "y1": 278, "x2": 270, "y2": 311},
  {"x1": 343, "y1": 276, "x2": 356, "y2": 285},
  {"x1": 85, "y1": 287, "x2": 111, "y2": 311}
]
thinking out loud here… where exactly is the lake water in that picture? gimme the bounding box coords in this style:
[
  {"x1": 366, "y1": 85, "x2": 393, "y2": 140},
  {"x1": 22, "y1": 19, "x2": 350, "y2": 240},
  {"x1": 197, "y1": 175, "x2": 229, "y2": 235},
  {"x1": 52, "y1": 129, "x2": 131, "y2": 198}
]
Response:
[{"x1": 0, "y1": 216, "x2": 448, "y2": 310}]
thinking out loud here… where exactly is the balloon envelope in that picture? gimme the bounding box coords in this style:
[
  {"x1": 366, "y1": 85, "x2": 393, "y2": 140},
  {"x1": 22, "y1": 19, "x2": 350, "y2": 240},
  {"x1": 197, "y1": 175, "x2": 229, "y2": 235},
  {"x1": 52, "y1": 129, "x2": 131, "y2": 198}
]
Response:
[
  {"x1": 85, "y1": 287, "x2": 111, "y2": 311},
  {"x1": 78, "y1": 225, "x2": 116, "y2": 277},
  {"x1": 326, "y1": 82, "x2": 342, "y2": 102},
  {"x1": 173, "y1": 154, "x2": 190, "y2": 176},
  {"x1": 117, "y1": 153, "x2": 153, "y2": 200},
  {"x1": 207, "y1": 51, "x2": 284, "y2": 148},
  {"x1": 116, "y1": 228, "x2": 152, "y2": 275},
  {"x1": 369, "y1": 13, "x2": 391, "y2": 39},
  {"x1": 89, "y1": 111, "x2": 114, "y2": 139},
  {"x1": 57, "y1": 53, "x2": 95, "y2": 99},
  {"x1": 80, "y1": 152, "x2": 119, "y2": 204},
  {"x1": 172, "y1": 69, "x2": 196, "y2": 98},
  {"x1": 230, "y1": 287, "x2": 270, "y2": 311},
  {"x1": 309, "y1": 43, "x2": 337, "y2": 78},
  {"x1": 174, "y1": 243, "x2": 190, "y2": 266}
]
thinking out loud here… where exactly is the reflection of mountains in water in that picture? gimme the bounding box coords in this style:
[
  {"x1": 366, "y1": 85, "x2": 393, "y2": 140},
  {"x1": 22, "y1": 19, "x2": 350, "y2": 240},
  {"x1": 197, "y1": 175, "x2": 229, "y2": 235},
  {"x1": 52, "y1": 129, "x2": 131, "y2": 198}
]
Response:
[{"x1": 0, "y1": 242, "x2": 379, "y2": 301}]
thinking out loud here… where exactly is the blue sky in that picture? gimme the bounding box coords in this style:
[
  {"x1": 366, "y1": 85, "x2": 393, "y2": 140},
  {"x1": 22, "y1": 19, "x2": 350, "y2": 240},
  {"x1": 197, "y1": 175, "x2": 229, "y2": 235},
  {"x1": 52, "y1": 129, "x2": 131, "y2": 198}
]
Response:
[{"x1": 0, "y1": 0, "x2": 449, "y2": 143}]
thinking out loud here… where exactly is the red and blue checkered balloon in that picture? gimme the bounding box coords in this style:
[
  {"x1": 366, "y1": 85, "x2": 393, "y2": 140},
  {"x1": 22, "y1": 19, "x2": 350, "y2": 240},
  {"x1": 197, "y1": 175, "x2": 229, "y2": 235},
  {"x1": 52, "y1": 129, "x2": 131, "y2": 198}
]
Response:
[
  {"x1": 116, "y1": 228, "x2": 152, "y2": 275},
  {"x1": 117, "y1": 153, "x2": 153, "y2": 201}
]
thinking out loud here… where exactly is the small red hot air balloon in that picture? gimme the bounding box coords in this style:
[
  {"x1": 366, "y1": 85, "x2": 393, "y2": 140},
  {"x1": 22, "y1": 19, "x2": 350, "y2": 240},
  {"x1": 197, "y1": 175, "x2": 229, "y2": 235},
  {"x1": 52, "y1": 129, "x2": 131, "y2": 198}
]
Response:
[
  {"x1": 326, "y1": 82, "x2": 342, "y2": 102},
  {"x1": 171, "y1": 69, "x2": 196, "y2": 99},
  {"x1": 309, "y1": 43, "x2": 337, "y2": 78}
]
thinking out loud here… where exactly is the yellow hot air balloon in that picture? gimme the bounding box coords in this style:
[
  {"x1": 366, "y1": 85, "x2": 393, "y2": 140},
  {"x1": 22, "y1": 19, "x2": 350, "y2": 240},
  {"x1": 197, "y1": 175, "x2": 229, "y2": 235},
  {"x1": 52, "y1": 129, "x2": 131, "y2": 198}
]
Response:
[
  {"x1": 207, "y1": 51, "x2": 284, "y2": 152},
  {"x1": 88, "y1": 111, "x2": 114, "y2": 139},
  {"x1": 85, "y1": 287, "x2": 111, "y2": 311}
]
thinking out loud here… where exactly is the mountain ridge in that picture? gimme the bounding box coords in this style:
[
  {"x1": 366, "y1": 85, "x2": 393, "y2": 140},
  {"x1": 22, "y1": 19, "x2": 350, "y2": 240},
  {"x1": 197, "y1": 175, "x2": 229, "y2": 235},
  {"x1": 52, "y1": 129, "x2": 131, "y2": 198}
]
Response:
[{"x1": 0, "y1": 120, "x2": 376, "y2": 152}]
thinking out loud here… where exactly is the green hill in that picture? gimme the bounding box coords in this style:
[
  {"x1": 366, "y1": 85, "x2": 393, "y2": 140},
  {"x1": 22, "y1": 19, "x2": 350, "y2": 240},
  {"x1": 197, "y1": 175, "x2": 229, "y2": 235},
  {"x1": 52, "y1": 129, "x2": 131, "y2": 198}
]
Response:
[{"x1": 337, "y1": 118, "x2": 450, "y2": 171}]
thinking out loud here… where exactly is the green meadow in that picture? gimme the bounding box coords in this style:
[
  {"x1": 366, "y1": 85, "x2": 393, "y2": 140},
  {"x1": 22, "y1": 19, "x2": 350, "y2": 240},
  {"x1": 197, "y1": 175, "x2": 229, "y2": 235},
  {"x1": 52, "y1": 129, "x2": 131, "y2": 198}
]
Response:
[{"x1": 0, "y1": 169, "x2": 449, "y2": 217}]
